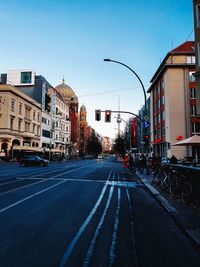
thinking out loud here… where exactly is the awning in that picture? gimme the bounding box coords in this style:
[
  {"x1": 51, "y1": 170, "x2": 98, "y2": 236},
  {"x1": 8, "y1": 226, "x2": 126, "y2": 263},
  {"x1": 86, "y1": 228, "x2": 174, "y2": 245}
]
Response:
[{"x1": 13, "y1": 146, "x2": 43, "y2": 152}]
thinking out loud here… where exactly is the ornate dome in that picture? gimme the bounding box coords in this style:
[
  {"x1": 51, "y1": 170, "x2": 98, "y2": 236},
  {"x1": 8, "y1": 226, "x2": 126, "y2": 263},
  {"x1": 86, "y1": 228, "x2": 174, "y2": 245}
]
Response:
[
  {"x1": 80, "y1": 104, "x2": 86, "y2": 112},
  {"x1": 55, "y1": 78, "x2": 77, "y2": 99}
]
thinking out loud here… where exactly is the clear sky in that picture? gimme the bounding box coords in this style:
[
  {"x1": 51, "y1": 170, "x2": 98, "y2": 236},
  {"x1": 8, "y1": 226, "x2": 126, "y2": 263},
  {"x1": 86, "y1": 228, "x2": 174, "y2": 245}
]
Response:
[{"x1": 0, "y1": 0, "x2": 194, "y2": 139}]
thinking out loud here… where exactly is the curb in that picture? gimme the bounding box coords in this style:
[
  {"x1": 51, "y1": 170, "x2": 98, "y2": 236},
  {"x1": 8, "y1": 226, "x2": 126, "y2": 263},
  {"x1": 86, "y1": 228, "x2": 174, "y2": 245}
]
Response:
[{"x1": 136, "y1": 173, "x2": 200, "y2": 251}]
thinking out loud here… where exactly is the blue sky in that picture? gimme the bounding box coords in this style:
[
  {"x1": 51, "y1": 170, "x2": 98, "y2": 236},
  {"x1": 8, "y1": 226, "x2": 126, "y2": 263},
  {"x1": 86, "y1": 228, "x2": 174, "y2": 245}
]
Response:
[{"x1": 0, "y1": 0, "x2": 194, "y2": 138}]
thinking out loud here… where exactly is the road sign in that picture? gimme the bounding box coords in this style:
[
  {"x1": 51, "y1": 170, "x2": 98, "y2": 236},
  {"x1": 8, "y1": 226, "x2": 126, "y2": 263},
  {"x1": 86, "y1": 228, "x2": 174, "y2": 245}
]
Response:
[{"x1": 143, "y1": 121, "x2": 150, "y2": 128}]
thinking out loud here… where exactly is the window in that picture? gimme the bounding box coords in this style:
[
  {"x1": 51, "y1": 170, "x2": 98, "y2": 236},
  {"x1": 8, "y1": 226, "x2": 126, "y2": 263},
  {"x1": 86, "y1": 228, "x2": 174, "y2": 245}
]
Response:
[
  {"x1": 19, "y1": 103, "x2": 22, "y2": 114},
  {"x1": 190, "y1": 88, "x2": 196, "y2": 98},
  {"x1": 33, "y1": 124, "x2": 36, "y2": 134},
  {"x1": 33, "y1": 111, "x2": 36, "y2": 120},
  {"x1": 186, "y1": 56, "x2": 195, "y2": 64},
  {"x1": 198, "y1": 43, "x2": 200, "y2": 66},
  {"x1": 42, "y1": 129, "x2": 50, "y2": 138},
  {"x1": 42, "y1": 117, "x2": 47, "y2": 124},
  {"x1": 37, "y1": 113, "x2": 40, "y2": 122},
  {"x1": 11, "y1": 99, "x2": 15, "y2": 111},
  {"x1": 37, "y1": 125, "x2": 40, "y2": 136},
  {"x1": 197, "y1": 4, "x2": 200, "y2": 28},
  {"x1": 18, "y1": 119, "x2": 22, "y2": 131},
  {"x1": 161, "y1": 110, "x2": 165, "y2": 121},
  {"x1": 189, "y1": 71, "x2": 196, "y2": 82},
  {"x1": 191, "y1": 105, "x2": 197, "y2": 116},
  {"x1": 10, "y1": 117, "x2": 14, "y2": 130},
  {"x1": 192, "y1": 122, "x2": 200, "y2": 133},
  {"x1": 21, "y1": 72, "x2": 32, "y2": 84},
  {"x1": 25, "y1": 122, "x2": 30, "y2": 132},
  {"x1": 25, "y1": 107, "x2": 31, "y2": 119}
]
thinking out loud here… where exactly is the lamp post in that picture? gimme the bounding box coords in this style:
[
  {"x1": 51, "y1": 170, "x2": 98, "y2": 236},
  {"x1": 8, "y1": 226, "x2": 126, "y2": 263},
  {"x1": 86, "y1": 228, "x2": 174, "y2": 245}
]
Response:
[
  {"x1": 104, "y1": 59, "x2": 147, "y2": 116},
  {"x1": 104, "y1": 58, "x2": 149, "y2": 153}
]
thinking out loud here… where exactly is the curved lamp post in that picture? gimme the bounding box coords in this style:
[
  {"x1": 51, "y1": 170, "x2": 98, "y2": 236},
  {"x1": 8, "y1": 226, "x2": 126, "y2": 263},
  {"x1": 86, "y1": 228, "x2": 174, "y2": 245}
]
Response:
[{"x1": 104, "y1": 58, "x2": 147, "y2": 116}]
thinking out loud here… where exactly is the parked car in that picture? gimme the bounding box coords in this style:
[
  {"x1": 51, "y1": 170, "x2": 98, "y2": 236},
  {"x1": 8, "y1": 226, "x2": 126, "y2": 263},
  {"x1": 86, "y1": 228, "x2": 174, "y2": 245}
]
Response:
[{"x1": 20, "y1": 156, "x2": 49, "y2": 167}]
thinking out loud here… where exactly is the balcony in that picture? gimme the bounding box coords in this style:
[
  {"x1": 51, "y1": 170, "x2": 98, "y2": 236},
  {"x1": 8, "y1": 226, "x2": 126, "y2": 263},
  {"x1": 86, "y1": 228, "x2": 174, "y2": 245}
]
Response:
[{"x1": 22, "y1": 131, "x2": 35, "y2": 138}]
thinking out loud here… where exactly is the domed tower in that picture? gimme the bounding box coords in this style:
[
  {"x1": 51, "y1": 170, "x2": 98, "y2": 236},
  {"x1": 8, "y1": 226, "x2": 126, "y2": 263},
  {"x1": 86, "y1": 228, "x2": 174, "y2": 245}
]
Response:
[
  {"x1": 55, "y1": 78, "x2": 79, "y2": 145},
  {"x1": 79, "y1": 104, "x2": 88, "y2": 157}
]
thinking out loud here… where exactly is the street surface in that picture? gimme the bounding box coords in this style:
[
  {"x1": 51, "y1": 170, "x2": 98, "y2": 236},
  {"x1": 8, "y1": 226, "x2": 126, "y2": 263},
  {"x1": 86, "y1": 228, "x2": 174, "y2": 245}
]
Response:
[{"x1": 0, "y1": 156, "x2": 200, "y2": 267}]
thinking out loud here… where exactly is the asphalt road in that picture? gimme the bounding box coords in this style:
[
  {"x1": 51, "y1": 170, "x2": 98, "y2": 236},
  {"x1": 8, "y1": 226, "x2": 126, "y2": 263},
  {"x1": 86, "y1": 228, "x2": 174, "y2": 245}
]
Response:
[{"x1": 0, "y1": 157, "x2": 200, "y2": 267}]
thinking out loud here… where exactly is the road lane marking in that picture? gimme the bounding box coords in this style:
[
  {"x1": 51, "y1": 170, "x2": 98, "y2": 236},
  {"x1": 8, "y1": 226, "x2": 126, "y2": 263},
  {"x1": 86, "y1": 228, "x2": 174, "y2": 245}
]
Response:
[
  {"x1": 53, "y1": 163, "x2": 99, "y2": 178},
  {"x1": 108, "y1": 187, "x2": 121, "y2": 267},
  {"x1": 30, "y1": 164, "x2": 77, "y2": 177},
  {"x1": 83, "y1": 186, "x2": 114, "y2": 267},
  {"x1": 0, "y1": 179, "x2": 47, "y2": 197},
  {"x1": 0, "y1": 180, "x2": 66, "y2": 213},
  {"x1": 124, "y1": 179, "x2": 139, "y2": 267},
  {"x1": 59, "y1": 168, "x2": 115, "y2": 267},
  {"x1": 0, "y1": 178, "x2": 25, "y2": 186}
]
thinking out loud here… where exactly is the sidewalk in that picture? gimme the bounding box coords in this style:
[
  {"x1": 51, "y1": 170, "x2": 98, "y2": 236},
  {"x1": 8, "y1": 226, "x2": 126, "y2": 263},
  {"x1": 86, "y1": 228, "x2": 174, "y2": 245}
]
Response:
[{"x1": 135, "y1": 170, "x2": 200, "y2": 250}]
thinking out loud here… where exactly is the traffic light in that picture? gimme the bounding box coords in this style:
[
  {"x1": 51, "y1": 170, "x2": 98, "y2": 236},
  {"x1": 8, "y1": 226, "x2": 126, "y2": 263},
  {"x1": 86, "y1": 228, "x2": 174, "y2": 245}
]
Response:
[
  {"x1": 143, "y1": 135, "x2": 149, "y2": 145},
  {"x1": 105, "y1": 110, "x2": 111, "y2": 122},
  {"x1": 95, "y1": 109, "x2": 101, "y2": 121}
]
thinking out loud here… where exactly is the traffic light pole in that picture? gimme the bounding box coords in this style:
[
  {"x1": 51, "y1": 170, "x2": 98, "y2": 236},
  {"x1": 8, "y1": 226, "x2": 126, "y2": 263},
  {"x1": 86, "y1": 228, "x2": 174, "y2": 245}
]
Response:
[{"x1": 100, "y1": 110, "x2": 145, "y2": 122}]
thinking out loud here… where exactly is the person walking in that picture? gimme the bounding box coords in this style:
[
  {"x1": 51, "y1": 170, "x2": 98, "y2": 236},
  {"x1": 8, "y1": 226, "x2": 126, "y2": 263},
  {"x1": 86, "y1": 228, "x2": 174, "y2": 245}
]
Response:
[
  {"x1": 123, "y1": 154, "x2": 129, "y2": 169},
  {"x1": 128, "y1": 153, "x2": 134, "y2": 173},
  {"x1": 139, "y1": 154, "x2": 146, "y2": 174}
]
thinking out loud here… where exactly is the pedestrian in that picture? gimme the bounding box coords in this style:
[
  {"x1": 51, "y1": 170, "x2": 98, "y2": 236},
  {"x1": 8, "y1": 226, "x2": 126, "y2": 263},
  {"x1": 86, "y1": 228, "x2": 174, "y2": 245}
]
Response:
[
  {"x1": 170, "y1": 155, "x2": 178, "y2": 164},
  {"x1": 123, "y1": 154, "x2": 129, "y2": 168},
  {"x1": 128, "y1": 153, "x2": 134, "y2": 172},
  {"x1": 134, "y1": 153, "x2": 140, "y2": 172},
  {"x1": 139, "y1": 154, "x2": 146, "y2": 174}
]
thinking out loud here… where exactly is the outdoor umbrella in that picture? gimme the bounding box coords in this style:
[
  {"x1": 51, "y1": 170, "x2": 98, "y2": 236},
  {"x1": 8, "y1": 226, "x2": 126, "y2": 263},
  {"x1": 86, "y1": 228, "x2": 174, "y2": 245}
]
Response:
[{"x1": 173, "y1": 135, "x2": 200, "y2": 163}]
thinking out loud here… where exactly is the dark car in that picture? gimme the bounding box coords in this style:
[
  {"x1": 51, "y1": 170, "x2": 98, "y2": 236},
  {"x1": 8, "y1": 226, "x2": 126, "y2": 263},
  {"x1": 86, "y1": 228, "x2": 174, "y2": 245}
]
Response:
[{"x1": 20, "y1": 156, "x2": 49, "y2": 167}]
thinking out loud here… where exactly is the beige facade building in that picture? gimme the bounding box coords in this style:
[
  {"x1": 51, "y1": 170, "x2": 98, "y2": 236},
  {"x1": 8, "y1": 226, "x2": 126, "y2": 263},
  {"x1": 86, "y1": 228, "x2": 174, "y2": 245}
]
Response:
[
  {"x1": 148, "y1": 41, "x2": 199, "y2": 159},
  {"x1": 0, "y1": 84, "x2": 41, "y2": 159}
]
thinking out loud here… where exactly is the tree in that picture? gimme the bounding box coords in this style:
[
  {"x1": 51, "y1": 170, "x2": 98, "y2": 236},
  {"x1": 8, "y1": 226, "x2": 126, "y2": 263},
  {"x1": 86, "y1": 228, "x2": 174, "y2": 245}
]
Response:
[
  {"x1": 86, "y1": 132, "x2": 102, "y2": 156},
  {"x1": 113, "y1": 135, "x2": 126, "y2": 158}
]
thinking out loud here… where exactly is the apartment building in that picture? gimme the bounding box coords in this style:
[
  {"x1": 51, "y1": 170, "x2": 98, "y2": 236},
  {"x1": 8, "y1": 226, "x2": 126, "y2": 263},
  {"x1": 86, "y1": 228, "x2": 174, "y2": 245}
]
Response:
[
  {"x1": 148, "y1": 41, "x2": 198, "y2": 159},
  {"x1": 48, "y1": 87, "x2": 71, "y2": 158},
  {"x1": 0, "y1": 84, "x2": 41, "y2": 159},
  {"x1": 193, "y1": 0, "x2": 200, "y2": 107},
  {"x1": 0, "y1": 70, "x2": 53, "y2": 148}
]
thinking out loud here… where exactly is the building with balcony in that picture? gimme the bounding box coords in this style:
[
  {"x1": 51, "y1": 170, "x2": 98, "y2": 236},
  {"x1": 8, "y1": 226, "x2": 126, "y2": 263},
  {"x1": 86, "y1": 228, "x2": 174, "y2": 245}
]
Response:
[
  {"x1": 55, "y1": 79, "x2": 79, "y2": 153},
  {"x1": 0, "y1": 70, "x2": 53, "y2": 149},
  {"x1": 193, "y1": 0, "x2": 200, "y2": 112},
  {"x1": 48, "y1": 88, "x2": 71, "y2": 158},
  {"x1": 0, "y1": 84, "x2": 41, "y2": 160},
  {"x1": 148, "y1": 41, "x2": 198, "y2": 159}
]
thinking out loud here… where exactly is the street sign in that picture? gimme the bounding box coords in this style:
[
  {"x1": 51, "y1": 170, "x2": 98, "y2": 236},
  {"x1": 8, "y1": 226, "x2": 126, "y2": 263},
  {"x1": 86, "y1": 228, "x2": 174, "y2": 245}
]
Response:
[{"x1": 143, "y1": 121, "x2": 150, "y2": 128}]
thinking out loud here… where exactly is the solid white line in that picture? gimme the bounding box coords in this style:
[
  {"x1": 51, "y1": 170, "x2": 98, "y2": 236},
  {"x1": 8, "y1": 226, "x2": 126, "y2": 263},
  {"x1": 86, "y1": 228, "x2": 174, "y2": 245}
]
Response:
[
  {"x1": 0, "y1": 180, "x2": 66, "y2": 213},
  {"x1": 108, "y1": 187, "x2": 121, "y2": 267},
  {"x1": 59, "y1": 168, "x2": 115, "y2": 267},
  {"x1": 0, "y1": 179, "x2": 47, "y2": 197},
  {"x1": 83, "y1": 186, "x2": 114, "y2": 267}
]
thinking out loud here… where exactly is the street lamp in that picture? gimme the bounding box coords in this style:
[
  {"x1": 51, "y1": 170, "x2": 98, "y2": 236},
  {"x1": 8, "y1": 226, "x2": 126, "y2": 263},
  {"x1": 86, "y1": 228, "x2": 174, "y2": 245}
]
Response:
[{"x1": 103, "y1": 58, "x2": 147, "y2": 116}]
